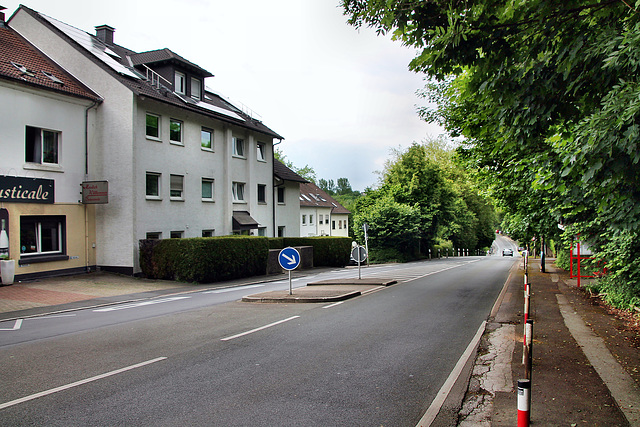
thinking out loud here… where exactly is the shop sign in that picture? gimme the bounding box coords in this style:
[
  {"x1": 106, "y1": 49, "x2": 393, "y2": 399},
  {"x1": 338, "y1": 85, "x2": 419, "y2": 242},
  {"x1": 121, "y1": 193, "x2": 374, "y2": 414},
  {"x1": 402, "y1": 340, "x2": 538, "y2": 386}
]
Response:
[
  {"x1": 81, "y1": 181, "x2": 108, "y2": 204},
  {"x1": 0, "y1": 176, "x2": 54, "y2": 204}
]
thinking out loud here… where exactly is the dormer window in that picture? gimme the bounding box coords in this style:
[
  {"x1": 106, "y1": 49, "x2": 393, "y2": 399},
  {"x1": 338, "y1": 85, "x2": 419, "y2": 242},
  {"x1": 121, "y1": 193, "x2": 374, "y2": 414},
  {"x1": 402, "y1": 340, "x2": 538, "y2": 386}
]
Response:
[
  {"x1": 175, "y1": 71, "x2": 185, "y2": 95},
  {"x1": 191, "y1": 77, "x2": 201, "y2": 101}
]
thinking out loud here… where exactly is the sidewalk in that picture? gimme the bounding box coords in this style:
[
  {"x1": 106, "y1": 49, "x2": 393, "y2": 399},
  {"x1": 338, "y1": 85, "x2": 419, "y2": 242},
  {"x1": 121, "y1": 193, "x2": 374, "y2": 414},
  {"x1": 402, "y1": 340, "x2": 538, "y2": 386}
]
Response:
[{"x1": 459, "y1": 259, "x2": 640, "y2": 426}]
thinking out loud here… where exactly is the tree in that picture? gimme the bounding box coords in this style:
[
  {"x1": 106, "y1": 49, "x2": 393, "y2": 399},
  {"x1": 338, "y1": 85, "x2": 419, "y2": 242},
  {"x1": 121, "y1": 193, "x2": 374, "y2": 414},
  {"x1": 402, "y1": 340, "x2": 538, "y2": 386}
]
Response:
[
  {"x1": 342, "y1": 0, "x2": 640, "y2": 308},
  {"x1": 274, "y1": 148, "x2": 317, "y2": 182}
]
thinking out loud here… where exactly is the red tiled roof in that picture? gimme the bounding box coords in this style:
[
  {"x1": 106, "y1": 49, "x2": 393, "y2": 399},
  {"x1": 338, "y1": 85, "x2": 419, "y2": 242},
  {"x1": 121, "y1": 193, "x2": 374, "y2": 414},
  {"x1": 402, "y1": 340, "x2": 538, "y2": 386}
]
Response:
[
  {"x1": 300, "y1": 182, "x2": 350, "y2": 214},
  {"x1": 0, "y1": 25, "x2": 101, "y2": 101}
]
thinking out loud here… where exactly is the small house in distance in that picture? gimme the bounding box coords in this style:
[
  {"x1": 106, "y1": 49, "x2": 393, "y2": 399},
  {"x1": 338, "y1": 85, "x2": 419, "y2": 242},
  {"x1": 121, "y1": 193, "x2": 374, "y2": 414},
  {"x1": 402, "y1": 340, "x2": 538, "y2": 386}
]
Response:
[{"x1": 299, "y1": 182, "x2": 350, "y2": 237}]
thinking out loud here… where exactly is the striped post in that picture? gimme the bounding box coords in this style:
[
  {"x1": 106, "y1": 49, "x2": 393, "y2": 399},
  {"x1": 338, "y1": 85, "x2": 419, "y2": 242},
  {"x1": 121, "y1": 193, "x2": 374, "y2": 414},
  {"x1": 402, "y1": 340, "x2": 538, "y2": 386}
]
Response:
[{"x1": 517, "y1": 379, "x2": 531, "y2": 427}]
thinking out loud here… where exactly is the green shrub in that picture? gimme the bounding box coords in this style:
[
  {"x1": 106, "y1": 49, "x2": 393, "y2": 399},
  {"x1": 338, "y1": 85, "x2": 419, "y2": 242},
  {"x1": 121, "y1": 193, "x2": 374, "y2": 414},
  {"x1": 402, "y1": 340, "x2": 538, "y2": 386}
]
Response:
[
  {"x1": 281, "y1": 236, "x2": 352, "y2": 267},
  {"x1": 139, "y1": 236, "x2": 269, "y2": 283}
]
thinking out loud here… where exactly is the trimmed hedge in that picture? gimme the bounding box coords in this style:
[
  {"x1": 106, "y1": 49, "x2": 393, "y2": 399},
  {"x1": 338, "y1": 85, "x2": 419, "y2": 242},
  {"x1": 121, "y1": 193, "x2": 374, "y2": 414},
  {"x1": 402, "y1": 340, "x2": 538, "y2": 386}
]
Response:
[
  {"x1": 140, "y1": 236, "x2": 269, "y2": 283},
  {"x1": 269, "y1": 236, "x2": 352, "y2": 267}
]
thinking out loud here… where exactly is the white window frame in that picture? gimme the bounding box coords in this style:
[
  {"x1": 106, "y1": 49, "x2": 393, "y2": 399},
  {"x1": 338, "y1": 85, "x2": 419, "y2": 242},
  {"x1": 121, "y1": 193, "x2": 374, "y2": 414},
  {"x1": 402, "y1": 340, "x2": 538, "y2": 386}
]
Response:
[
  {"x1": 202, "y1": 178, "x2": 215, "y2": 202},
  {"x1": 302, "y1": 215, "x2": 307, "y2": 225},
  {"x1": 170, "y1": 119, "x2": 183, "y2": 145},
  {"x1": 146, "y1": 232, "x2": 162, "y2": 240},
  {"x1": 170, "y1": 230, "x2": 184, "y2": 239},
  {"x1": 257, "y1": 184, "x2": 267, "y2": 204},
  {"x1": 145, "y1": 172, "x2": 161, "y2": 200},
  {"x1": 175, "y1": 71, "x2": 186, "y2": 95},
  {"x1": 233, "y1": 137, "x2": 245, "y2": 158},
  {"x1": 257, "y1": 142, "x2": 266, "y2": 162},
  {"x1": 20, "y1": 216, "x2": 65, "y2": 257},
  {"x1": 191, "y1": 77, "x2": 201, "y2": 100},
  {"x1": 26, "y1": 126, "x2": 61, "y2": 165},
  {"x1": 232, "y1": 182, "x2": 245, "y2": 202},
  {"x1": 170, "y1": 174, "x2": 184, "y2": 200},
  {"x1": 146, "y1": 113, "x2": 161, "y2": 141},
  {"x1": 201, "y1": 128, "x2": 214, "y2": 151},
  {"x1": 202, "y1": 229, "x2": 215, "y2": 237}
]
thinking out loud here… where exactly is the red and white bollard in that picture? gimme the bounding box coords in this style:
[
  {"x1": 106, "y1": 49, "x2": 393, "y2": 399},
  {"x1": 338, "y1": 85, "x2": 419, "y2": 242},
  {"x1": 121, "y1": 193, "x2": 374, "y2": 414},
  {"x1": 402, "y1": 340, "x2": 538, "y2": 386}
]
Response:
[{"x1": 518, "y1": 379, "x2": 531, "y2": 427}]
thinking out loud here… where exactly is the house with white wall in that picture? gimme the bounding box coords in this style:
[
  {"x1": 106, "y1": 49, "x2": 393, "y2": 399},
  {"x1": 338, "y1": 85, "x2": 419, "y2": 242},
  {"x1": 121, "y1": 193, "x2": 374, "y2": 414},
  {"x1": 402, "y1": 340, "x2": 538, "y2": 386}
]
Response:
[
  {"x1": 299, "y1": 182, "x2": 350, "y2": 237},
  {"x1": 0, "y1": 9, "x2": 102, "y2": 281},
  {"x1": 8, "y1": 5, "x2": 284, "y2": 275},
  {"x1": 273, "y1": 159, "x2": 307, "y2": 238}
]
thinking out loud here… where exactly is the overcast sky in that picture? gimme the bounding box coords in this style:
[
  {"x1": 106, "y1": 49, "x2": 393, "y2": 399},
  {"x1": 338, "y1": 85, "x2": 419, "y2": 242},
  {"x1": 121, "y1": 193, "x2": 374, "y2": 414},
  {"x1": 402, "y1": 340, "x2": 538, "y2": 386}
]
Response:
[{"x1": 6, "y1": 0, "x2": 444, "y2": 191}]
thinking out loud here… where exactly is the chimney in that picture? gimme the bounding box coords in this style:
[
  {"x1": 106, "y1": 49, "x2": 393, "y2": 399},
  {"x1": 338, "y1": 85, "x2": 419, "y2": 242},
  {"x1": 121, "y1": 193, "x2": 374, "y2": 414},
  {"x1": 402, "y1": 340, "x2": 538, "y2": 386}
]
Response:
[
  {"x1": 0, "y1": 6, "x2": 7, "y2": 26},
  {"x1": 95, "y1": 25, "x2": 115, "y2": 45}
]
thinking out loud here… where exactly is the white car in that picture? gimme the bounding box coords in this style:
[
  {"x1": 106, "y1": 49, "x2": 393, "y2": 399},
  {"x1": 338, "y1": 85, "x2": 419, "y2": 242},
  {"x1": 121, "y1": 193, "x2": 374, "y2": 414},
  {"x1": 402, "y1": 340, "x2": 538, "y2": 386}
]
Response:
[{"x1": 502, "y1": 248, "x2": 513, "y2": 257}]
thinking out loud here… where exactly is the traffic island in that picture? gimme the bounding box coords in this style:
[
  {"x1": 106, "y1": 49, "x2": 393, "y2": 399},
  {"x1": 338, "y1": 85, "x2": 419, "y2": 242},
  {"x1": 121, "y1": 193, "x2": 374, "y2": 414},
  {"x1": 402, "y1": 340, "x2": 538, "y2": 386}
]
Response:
[{"x1": 241, "y1": 284, "x2": 388, "y2": 303}]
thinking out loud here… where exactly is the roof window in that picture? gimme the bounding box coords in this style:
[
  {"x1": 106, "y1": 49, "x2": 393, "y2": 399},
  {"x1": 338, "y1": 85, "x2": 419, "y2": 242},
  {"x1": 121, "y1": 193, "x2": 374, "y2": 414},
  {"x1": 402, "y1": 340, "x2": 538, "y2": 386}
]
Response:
[
  {"x1": 11, "y1": 62, "x2": 35, "y2": 77},
  {"x1": 42, "y1": 71, "x2": 64, "y2": 85}
]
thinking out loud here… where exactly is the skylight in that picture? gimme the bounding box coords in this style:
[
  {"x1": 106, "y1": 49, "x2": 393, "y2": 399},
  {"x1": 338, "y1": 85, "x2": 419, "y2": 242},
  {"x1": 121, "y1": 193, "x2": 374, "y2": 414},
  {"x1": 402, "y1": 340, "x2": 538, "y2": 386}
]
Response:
[{"x1": 42, "y1": 71, "x2": 63, "y2": 85}]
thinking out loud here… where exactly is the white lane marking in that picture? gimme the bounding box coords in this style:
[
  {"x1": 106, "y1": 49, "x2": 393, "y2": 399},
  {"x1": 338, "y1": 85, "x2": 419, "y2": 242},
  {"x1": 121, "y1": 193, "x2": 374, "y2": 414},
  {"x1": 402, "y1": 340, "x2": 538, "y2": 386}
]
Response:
[
  {"x1": 221, "y1": 316, "x2": 300, "y2": 341},
  {"x1": 323, "y1": 301, "x2": 345, "y2": 309},
  {"x1": 401, "y1": 264, "x2": 463, "y2": 283},
  {"x1": 29, "y1": 314, "x2": 77, "y2": 320},
  {"x1": 0, "y1": 319, "x2": 23, "y2": 331},
  {"x1": 93, "y1": 296, "x2": 190, "y2": 312},
  {"x1": 416, "y1": 321, "x2": 487, "y2": 427},
  {"x1": 0, "y1": 357, "x2": 167, "y2": 410},
  {"x1": 206, "y1": 284, "x2": 265, "y2": 294}
]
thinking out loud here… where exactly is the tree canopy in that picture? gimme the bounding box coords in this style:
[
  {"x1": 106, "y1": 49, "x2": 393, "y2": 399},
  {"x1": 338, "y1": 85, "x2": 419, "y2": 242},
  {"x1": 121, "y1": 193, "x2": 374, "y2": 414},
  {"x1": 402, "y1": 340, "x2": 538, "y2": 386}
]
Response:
[{"x1": 342, "y1": 0, "x2": 640, "y2": 308}]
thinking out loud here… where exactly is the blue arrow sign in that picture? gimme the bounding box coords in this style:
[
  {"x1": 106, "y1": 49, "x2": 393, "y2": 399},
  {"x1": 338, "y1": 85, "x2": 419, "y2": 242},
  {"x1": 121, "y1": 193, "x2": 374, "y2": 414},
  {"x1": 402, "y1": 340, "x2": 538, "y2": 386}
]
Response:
[{"x1": 278, "y1": 247, "x2": 300, "y2": 271}]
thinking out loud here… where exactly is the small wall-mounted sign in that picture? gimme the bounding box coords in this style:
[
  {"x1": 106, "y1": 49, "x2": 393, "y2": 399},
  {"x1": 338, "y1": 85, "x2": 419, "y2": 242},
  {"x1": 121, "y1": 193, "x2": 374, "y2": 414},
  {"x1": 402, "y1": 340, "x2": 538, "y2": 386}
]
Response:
[{"x1": 82, "y1": 181, "x2": 108, "y2": 204}]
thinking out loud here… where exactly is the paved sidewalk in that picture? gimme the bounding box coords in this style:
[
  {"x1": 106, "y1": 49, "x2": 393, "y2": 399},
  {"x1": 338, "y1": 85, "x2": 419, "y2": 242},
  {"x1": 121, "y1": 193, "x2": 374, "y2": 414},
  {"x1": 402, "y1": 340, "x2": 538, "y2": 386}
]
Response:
[{"x1": 459, "y1": 259, "x2": 640, "y2": 426}]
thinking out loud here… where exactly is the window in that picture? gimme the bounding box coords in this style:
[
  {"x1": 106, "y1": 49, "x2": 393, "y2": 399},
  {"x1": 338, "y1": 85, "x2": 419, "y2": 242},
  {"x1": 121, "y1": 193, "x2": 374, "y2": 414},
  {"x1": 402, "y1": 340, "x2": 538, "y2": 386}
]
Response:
[
  {"x1": 201, "y1": 128, "x2": 213, "y2": 151},
  {"x1": 232, "y1": 182, "x2": 245, "y2": 202},
  {"x1": 146, "y1": 172, "x2": 161, "y2": 198},
  {"x1": 146, "y1": 232, "x2": 161, "y2": 239},
  {"x1": 310, "y1": 215, "x2": 314, "y2": 225},
  {"x1": 191, "y1": 77, "x2": 201, "y2": 100},
  {"x1": 170, "y1": 174, "x2": 184, "y2": 200},
  {"x1": 257, "y1": 228, "x2": 266, "y2": 237},
  {"x1": 175, "y1": 71, "x2": 185, "y2": 94},
  {"x1": 26, "y1": 126, "x2": 60, "y2": 164},
  {"x1": 146, "y1": 113, "x2": 160, "y2": 139},
  {"x1": 277, "y1": 187, "x2": 285, "y2": 204},
  {"x1": 278, "y1": 226, "x2": 285, "y2": 237},
  {"x1": 170, "y1": 231, "x2": 183, "y2": 239},
  {"x1": 202, "y1": 178, "x2": 214, "y2": 201},
  {"x1": 257, "y1": 184, "x2": 266, "y2": 204},
  {"x1": 170, "y1": 119, "x2": 183, "y2": 144},
  {"x1": 302, "y1": 215, "x2": 307, "y2": 225},
  {"x1": 257, "y1": 142, "x2": 266, "y2": 162},
  {"x1": 202, "y1": 230, "x2": 215, "y2": 237},
  {"x1": 339, "y1": 220, "x2": 343, "y2": 229},
  {"x1": 233, "y1": 137, "x2": 245, "y2": 157},
  {"x1": 20, "y1": 216, "x2": 65, "y2": 258},
  {"x1": 326, "y1": 214, "x2": 330, "y2": 224},
  {"x1": 332, "y1": 220, "x2": 336, "y2": 230}
]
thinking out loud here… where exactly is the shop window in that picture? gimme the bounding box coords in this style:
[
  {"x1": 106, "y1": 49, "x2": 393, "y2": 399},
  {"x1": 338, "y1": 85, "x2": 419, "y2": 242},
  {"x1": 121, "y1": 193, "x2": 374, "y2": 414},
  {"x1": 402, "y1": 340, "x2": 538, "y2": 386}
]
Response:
[{"x1": 20, "y1": 215, "x2": 67, "y2": 262}]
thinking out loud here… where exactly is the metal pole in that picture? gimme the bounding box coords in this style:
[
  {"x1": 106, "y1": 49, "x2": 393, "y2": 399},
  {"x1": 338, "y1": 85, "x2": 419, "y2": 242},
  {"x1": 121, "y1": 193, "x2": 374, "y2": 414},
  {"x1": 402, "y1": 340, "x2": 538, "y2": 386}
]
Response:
[
  {"x1": 517, "y1": 379, "x2": 531, "y2": 427},
  {"x1": 289, "y1": 269, "x2": 292, "y2": 295}
]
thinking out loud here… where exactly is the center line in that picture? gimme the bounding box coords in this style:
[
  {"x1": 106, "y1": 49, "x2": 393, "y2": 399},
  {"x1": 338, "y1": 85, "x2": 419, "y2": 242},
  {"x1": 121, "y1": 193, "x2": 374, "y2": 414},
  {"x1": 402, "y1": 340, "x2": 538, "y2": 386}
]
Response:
[
  {"x1": 221, "y1": 316, "x2": 300, "y2": 341},
  {"x1": 0, "y1": 357, "x2": 167, "y2": 410}
]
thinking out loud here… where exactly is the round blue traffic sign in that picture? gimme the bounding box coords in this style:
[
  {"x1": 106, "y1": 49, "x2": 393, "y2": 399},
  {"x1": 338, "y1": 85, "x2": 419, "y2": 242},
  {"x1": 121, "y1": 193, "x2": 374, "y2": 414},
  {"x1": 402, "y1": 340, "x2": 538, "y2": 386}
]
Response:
[{"x1": 278, "y1": 247, "x2": 301, "y2": 270}]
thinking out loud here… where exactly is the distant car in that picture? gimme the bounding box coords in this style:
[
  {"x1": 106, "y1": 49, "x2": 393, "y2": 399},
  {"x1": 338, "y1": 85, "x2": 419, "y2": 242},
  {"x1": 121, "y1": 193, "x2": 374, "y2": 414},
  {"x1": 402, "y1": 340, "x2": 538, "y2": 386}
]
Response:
[{"x1": 502, "y1": 248, "x2": 513, "y2": 257}]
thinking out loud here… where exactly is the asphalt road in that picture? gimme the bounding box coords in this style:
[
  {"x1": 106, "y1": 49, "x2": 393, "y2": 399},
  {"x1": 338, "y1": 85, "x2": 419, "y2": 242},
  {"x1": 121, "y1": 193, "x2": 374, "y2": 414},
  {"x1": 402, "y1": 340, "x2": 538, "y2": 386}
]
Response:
[{"x1": 0, "y1": 256, "x2": 515, "y2": 426}]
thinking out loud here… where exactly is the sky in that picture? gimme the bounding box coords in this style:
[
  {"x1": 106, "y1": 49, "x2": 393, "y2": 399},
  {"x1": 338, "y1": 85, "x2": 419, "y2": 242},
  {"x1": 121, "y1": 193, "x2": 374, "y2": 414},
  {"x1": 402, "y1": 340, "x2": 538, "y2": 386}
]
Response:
[{"x1": 5, "y1": 0, "x2": 444, "y2": 191}]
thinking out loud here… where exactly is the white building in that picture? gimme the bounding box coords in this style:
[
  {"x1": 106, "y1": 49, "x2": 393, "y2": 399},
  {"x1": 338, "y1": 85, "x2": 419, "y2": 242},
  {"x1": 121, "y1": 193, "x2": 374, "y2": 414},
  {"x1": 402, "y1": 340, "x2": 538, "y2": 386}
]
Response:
[
  {"x1": 273, "y1": 159, "x2": 307, "y2": 238},
  {"x1": 9, "y1": 6, "x2": 284, "y2": 275},
  {"x1": 0, "y1": 11, "x2": 102, "y2": 280},
  {"x1": 299, "y1": 182, "x2": 350, "y2": 237}
]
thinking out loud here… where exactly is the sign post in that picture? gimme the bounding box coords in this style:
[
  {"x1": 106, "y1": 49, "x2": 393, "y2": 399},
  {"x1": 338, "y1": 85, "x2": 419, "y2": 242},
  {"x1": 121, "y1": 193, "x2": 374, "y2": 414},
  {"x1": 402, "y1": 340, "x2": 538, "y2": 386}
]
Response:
[
  {"x1": 278, "y1": 247, "x2": 301, "y2": 295},
  {"x1": 351, "y1": 245, "x2": 368, "y2": 279}
]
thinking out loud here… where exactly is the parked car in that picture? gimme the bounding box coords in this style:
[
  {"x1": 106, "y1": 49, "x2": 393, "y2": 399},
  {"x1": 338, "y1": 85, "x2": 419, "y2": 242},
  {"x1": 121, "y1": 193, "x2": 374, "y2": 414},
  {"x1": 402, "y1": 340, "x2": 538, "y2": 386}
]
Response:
[{"x1": 502, "y1": 248, "x2": 513, "y2": 257}]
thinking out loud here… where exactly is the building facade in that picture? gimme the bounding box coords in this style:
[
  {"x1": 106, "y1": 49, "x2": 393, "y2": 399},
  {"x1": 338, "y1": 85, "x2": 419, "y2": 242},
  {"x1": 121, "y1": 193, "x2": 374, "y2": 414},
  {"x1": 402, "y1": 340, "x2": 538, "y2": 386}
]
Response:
[
  {"x1": 0, "y1": 13, "x2": 102, "y2": 280},
  {"x1": 299, "y1": 182, "x2": 350, "y2": 237},
  {"x1": 8, "y1": 6, "x2": 284, "y2": 275}
]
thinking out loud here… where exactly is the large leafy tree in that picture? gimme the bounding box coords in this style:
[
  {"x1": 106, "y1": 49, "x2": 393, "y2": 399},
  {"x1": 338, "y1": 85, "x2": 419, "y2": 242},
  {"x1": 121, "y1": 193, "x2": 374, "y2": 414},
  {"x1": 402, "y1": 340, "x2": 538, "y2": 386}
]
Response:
[{"x1": 342, "y1": 0, "x2": 640, "y2": 308}]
